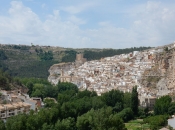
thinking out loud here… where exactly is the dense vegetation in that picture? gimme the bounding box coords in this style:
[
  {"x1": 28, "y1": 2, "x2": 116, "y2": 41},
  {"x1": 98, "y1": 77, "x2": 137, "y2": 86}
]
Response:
[
  {"x1": 61, "y1": 50, "x2": 77, "y2": 62},
  {"x1": 0, "y1": 69, "x2": 25, "y2": 90},
  {"x1": 12, "y1": 45, "x2": 30, "y2": 50},
  {"x1": 0, "y1": 79, "x2": 139, "y2": 130},
  {"x1": 0, "y1": 45, "x2": 59, "y2": 79},
  {"x1": 1, "y1": 76, "x2": 174, "y2": 130},
  {"x1": 10, "y1": 61, "x2": 57, "y2": 78},
  {"x1": 35, "y1": 48, "x2": 54, "y2": 61},
  {"x1": 144, "y1": 115, "x2": 168, "y2": 130},
  {"x1": 154, "y1": 95, "x2": 175, "y2": 115},
  {"x1": 83, "y1": 47, "x2": 151, "y2": 61},
  {"x1": 61, "y1": 47, "x2": 151, "y2": 62},
  {"x1": 0, "y1": 50, "x2": 7, "y2": 60}
]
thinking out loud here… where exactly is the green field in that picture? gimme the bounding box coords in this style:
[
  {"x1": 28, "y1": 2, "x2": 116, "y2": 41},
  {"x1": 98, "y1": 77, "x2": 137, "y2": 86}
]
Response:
[{"x1": 125, "y1": 119, "x2": 150, "y2": 130}]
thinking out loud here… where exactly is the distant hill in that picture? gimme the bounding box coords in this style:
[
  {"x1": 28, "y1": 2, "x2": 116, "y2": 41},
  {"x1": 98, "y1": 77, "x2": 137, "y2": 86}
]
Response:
[{"x1": 0, "y1": 44, "x2": 151, "y2": 79}]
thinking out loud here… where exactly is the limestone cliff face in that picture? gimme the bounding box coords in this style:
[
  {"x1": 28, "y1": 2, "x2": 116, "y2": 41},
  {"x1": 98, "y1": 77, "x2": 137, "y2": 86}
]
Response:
[
  {"x1": 139, "y1": 44, "x2": 175, "y2": 96},
  {"x1": 156, "y1": 78, "x2": 170, "y2": 96},
  {"x1": 48, "y1": 53, "x2": 87, "y2": 85},
  {"x1": 48, "y1": 62, "x2": 74, "y2": 85}
]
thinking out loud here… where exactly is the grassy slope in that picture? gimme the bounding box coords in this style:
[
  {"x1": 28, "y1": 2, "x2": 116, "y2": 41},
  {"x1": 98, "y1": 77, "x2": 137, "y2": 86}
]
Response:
[
  {"x1": 125, "y1": 120, "x2": 150, "y2": 130},
  {"x1": 0, "y1": 45, "x2": 62, "y2": 79}
]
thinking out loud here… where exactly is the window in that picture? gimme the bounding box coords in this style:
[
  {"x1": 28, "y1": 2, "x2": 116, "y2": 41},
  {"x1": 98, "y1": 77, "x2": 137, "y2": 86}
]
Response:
[
  {"x1": 9, "y1": 110, "x2": 14, "y2": 112},
  {"x1": 9, "y1": 113, "x2": 14, "y2": 116},
  {"x1": 1, "y1": 114, "x2": 5, "y2": 117}
]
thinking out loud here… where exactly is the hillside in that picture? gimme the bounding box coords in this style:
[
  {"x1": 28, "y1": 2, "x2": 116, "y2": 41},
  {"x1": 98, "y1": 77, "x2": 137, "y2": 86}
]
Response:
[
  {"x1": 48, "y1": 42, "x2": 175, "y2": 98},
  {"x1": 0, "y1": 69, "x2": 27, "y2": 91},
  {"x1": 0, "y1": 44, "x2": 63, "y2": 78},
  {"x1": 0, "y1": 44, "x2": 151, "y2": 79}
]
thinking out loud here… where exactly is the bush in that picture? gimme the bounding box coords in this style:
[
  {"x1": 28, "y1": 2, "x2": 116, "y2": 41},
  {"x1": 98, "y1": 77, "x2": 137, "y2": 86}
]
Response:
[
  {"x1": 143, "y1": 115, "x2": 168, "y2": 130},
  {"x1": 116, "y1": 108, "x2": 134, "y2": 122}
]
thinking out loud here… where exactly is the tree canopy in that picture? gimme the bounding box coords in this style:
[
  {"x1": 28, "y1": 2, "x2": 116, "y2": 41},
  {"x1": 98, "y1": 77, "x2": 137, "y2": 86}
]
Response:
[
  {"x1": 154, "y1": 95, "x2": 172, "y2": 115},
  {"x1": 131, "y1": 86, "x2": 138, "y2": 115}
]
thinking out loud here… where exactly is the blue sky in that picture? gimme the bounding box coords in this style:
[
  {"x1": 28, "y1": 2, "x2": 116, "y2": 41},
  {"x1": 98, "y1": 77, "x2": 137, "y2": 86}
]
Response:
[{"x1": 0, "y1": 0, "x2": 174, "y2": 49}]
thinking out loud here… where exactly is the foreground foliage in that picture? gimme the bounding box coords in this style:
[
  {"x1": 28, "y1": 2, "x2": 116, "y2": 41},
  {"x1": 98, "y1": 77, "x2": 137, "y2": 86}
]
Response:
[
  {"x1": 144, "y1": 115, "x2": 168, "y2": 130},
  {"x1": 0, "y1": 79, "x2": 174, "y2": 130}
]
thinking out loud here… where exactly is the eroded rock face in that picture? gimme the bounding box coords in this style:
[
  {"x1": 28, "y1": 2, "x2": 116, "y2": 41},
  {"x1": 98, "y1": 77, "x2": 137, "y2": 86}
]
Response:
[
  {"x1": 48, "y1": 62, "x2": 74, "y2": 85},
  {"x1": 156, "y1": 78, "x2": 170, "y2": 96}
]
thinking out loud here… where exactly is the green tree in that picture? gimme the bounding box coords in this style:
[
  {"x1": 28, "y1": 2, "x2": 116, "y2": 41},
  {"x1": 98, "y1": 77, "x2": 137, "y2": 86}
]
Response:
[
  {"x1": 38, "y1": 50, "x2": 53, "y2": 61},
  {"x1": 43, "y1": 98, "x2": 57, "y2": 108},
  {"x1": 154, "y1": 95, "x2": 172, "y2": 115},
  {"x1": 124, "y1": 92, "x2": 131, "y2": 108},
  {"x1": 61, "y1": 102, "x2": 77, "y2": 119},
  {"x1": 138, "y1": 107, "x2": 148, "y2": 118},
  {"x1": 75, "y1": 97, "x2": 92, "y2": 116},
  {"x1": 58, "y1": 93, "x2": 72, "y2": 105},
  {"x1": 76, "y1": 107, "x2": 126, "y2": 130},
  {"x1": 26, "y1": 81, "x2": 34, "y2": 96},
  {"x1": 41, "y1": 123, "x2": 54, "y2": 130},
  {"x1": 144, "y1": 115, "x2": 168, "y2": 130},
  {"x1": 76, "y1": 90, "x2": 97, "y2": 99},
  {"x1": 55, "y1": 117, "x2": 76, "y2": 130},
  {"x1": 91, "y1": 96, "x2": 105, "y2": 110},
  {"x1": 116, "y1": 108, "x2": 134, "y2": 122},
  {"x1": 0, "y1": 119, "x2": 6, "y2": 130},
  {"x1": 101, "y1": 90, "x2": 124, "y2": 108},
  {"x1": 168, "y1": 102, "x2": 175, "y2": 115},
  {"x1": 26, "y1": 115, "x2": 38, "y2": 130},
  {"x1": 0, "y1": 50, "x2": 7, "y2": 60},
  {"x1": 6, "y1": 114, "x2": 28, "y2": 130},
  {"x1": 61, "y1": 50, "x2": 77, "y2": 62},
  {"x1": 57, "y1": 82, "x2": 78, "y2": 93},
  {"x1": 107, "y1": 114, "x2": 127, "y2": 130},
  {"x1": 131, "y1": 86, "x2": 138, "y2": 115},
  {"x1": 0, "y1": 75, "x2": 8, "y2": 89},
  {"x1": 31, "y1": 83, "x2": 46, "y2": 99}
]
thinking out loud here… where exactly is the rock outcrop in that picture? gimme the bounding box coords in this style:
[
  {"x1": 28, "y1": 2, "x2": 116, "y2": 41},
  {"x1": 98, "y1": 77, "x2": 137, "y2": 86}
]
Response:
[
  {"x1": 48, "y1": 62, "x2": 74, "y2": 85},
  {"x1": 156, "y1": 78, "x2": 170, "y2": 96}
]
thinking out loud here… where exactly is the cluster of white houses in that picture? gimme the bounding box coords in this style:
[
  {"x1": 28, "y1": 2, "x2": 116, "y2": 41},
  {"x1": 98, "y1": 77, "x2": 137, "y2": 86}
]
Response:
[
  {"x1": 50, "y1": 51, "x2": 156, "y2": 95},
  {"x1": 0, "y1": 89, "x2": 42, "y2": 120},
  {"x1": 49, "y1": 43, "x2": 175, "y2": 110}
]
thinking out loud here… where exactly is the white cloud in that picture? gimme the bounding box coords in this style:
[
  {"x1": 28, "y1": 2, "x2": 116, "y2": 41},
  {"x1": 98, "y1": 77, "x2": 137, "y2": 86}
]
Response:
[
  {"x1": 98, "y1": 21, "x2": 112, "y2": 27},
  {"x1": 129, "y1": 1, "x2": 175, "y2": 46},
  {"x1": 0, "y1": 1, "x2": 42, "y2": 35},
  {"x1": 68, "y1": 15, "x2": 86, "y2": 25},
  {"x1": 0, "y1": 1, "x2": 174, "y2": 49}
]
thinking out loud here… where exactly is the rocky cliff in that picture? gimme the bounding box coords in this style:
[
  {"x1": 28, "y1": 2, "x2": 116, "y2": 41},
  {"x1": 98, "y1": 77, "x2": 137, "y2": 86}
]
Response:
[
  {"x1": 48, "y1": 62, "x2": 74, "y2": 85},
  {"x1": 139, "y1": 43, "x2": 175, "y2": 97}
]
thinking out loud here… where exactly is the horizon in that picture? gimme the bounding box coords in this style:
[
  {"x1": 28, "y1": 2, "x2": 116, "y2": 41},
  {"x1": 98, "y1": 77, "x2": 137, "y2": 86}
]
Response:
[
  {"x1": 0, "y1": 42, "x2": 154, "y2": 50},
  {"x1": 0, "y1": 0, "x2": 174, "y2": 49}
]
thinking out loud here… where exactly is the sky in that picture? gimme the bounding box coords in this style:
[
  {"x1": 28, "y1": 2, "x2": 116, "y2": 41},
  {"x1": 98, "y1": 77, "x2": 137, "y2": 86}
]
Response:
[{"x1": 0, "y1": 0, "x2": 174, "y2": 49}]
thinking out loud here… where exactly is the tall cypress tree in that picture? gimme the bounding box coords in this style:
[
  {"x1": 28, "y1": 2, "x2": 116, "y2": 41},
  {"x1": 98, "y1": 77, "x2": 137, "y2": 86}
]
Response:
[{"x1": 131, "y1": 86, "x2": 138, "y2": 115}]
